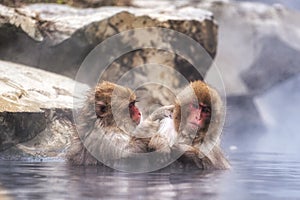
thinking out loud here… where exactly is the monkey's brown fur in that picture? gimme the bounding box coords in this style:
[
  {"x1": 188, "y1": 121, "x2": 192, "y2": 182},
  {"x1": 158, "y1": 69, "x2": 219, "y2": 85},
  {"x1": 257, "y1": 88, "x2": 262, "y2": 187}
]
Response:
[
  {"x1": 148, "y1": 80, "x2": 230, "y2": 170},
  {"x1": 174, "y1": 81, "x2": 223, "y2": 143},
  {"x1": 67, "y1": 81, "x2": 147, "y2": 166},
  {"x1": 176, "y1": 81, "x2": 229, "y2": 169}
]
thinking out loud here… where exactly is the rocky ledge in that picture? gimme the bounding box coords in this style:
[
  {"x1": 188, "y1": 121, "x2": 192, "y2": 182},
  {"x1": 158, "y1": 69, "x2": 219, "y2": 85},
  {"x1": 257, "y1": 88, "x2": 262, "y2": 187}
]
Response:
[
  {"x1": 0, "y1": 60, "x2": 88, "y2": 159},
  {"x1": 0, "y1": 4, "x2": 217, "y2": 79}
]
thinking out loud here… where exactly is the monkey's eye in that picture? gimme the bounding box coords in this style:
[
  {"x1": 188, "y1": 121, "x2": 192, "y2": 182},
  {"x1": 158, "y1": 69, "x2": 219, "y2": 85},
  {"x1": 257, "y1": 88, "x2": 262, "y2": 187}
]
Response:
[
  {"x1": 202, "y1": 106, "x2": 211, "y2": 113},
  {"x1": 129, "y1": 101, "x2": 136, "y2": 108},
  {"x1": 198, "y1": 103, "x2": 211, "y2": 113},
  {"x1": 96, "y1": 102, "x2": 107, "y2": 115},
  {"x1": 100, "y1": 105, "x2": 107, "y2": 113},
  {"x1": 191, "y1": 102, "x2": 199, "y2": 109}
]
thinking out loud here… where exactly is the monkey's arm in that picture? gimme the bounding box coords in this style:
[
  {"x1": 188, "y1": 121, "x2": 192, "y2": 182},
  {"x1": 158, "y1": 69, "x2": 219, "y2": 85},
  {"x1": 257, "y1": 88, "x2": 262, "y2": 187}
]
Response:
[
  {"x1": 195, "y1": 133, "x2": 231, "y2": 170},
  {"x1": 79, "y1": 126, "x2": 142, "y2": 163},
  {"x1": 148, "y1": 134, "x2": 170, "y2": 152},
  {"x1": 134, "y1": 118, "x2": 160, "y2": 138},
  {"x1": 148, "y1": 116, "x2": 178, "y2": 153},
  {"x1": 175, "y1": 143, "x2": 230, "y2": 170},
  {"x1": 149, "y1": 105, "x2": 174, "y2": 121},
  {"x1": 67, "y1": 126, "x2": 147, "y2": 166},
  {"x1": 134, "y1": 105, "x2": 174, "y2": 135},
  {"x1": 66, "y1": 130, "x2": 100, "y2": 165},
  {"x1": 133, "y1": 105, "x2": 175, "y2": 147},
  {"x1": 205, "y1": 145, "x2": 231, "y2": 169},
  {"x1": 172, "y1": 143, "x2": 214, "y2": 170}
]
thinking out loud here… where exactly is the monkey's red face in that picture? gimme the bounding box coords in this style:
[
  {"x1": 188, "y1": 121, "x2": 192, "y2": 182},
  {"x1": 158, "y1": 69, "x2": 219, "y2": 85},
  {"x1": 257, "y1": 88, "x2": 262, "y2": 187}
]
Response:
[
  {"x1": 186, "y1": 102, "x2": 211, "y2": 130},
  {"x1": 129, "y1": 101, "x2": 141, "y2": 125}
]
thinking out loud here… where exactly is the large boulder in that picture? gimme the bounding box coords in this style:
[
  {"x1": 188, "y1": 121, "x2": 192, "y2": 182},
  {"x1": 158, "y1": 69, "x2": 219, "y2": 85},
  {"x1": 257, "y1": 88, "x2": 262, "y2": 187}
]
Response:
[
  {"x1": 0, "y1": 60, "x2": 88, "y2": 158},
  {"x1": 133, "y1": 0, "x2": 300, "y2": 93},
  {"x1": 0, "y1": 4, "x2": 219, "y2": 119},
  {"x1": 1, "y1": 0, "x2": 132, "y2": 8},
  {"x1": 0, "y1": 4, "x2": 217, "y2": 79},
  {"x1": 241, "y1": 35, "x2": 300, "y2": 95}
]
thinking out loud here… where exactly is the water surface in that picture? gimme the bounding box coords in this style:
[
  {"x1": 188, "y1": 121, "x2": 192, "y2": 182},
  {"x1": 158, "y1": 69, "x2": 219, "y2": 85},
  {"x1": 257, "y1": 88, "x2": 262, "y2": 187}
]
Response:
[{"x1": 0, "y1": 152, "x2": 299, "y2": 200}]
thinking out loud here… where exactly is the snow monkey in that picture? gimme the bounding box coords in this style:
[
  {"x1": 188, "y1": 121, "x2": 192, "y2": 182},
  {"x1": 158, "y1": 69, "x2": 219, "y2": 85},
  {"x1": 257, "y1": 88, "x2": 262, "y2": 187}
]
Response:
[
  {"x1": 147, "y1": 80, "x2": 230, "y2": 170},
  {"x1": 67, "y1": 81, "x2": 147, "y2": 166}
]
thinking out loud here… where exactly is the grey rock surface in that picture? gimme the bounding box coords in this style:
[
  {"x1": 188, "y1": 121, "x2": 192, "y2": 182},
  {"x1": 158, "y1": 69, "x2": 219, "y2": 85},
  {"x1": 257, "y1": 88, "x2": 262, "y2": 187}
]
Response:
[
  {"x1": 133, "y1": 0, "x2": 300, "y2": 94},
  {"x1": 198, "y1": 1, "x2": 300, "y2": 95},
  {"x1": 241, "y1": 36, "x2": 300, "y2": 94},
  {"x1": 0, "y1": 60, "x2": 88, "y2": 157},
  {"x1": 0, "y1": 4, "x2": 217, "y2": 80}
]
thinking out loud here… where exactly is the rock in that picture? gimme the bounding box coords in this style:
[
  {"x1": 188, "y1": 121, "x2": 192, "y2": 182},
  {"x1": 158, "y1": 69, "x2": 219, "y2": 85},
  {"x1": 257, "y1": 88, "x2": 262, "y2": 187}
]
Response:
[
  {"x1": 0, "y1": 4, "x2": 217, "y2": 80},
  {"x1": 234, "y1": 0, "x2": 300, "y2": 11},
  {"x1": 0, "y1": 111, "x2": 46, "y2": 151},
  {"x1": 0, "y1": 60, "x2": 88, "y2": 157},
  {"x1": 0, "y1": 5, "x2": 43, "y2": 41},
  {"x1": 241, "y1": 36, "x2": 300, "y2": 94},
  {"x1": 133, "y1": 0, "x2": 300, "y2": 95},
  {"x1": 1, "y1": 0, "x2": 132, "y2": 8},
  {"x1": 199, "y1": 1, "x2": 300, "y2": 95}
]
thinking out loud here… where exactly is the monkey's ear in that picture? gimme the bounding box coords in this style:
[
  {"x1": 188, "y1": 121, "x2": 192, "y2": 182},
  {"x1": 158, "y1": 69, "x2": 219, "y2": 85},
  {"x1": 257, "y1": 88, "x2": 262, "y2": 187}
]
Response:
[{"x1": 95, "y1": 101, "x2": 108, "y2": 117}]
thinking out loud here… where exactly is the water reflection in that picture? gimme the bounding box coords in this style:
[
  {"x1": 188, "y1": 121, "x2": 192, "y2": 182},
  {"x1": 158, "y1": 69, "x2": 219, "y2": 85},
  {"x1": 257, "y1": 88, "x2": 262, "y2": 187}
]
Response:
[{"x1": 0, "y1": 153, "x2": 299, "y2": 200}]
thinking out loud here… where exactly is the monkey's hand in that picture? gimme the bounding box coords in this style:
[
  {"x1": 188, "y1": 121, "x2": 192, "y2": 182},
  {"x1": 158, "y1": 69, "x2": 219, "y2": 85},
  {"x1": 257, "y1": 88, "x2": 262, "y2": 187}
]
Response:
[
  {"x1": 148, "y1": 135, "x2": 172, "y2": 165},
  {"x1": 149, "y1": 105, "x2": 174, "y2": 121},
  {"x1": 148, "y1": 135, "x2": 170, "y2": 152},
  {"x1": 133, "y1": 105, "x2": 174, "y2": 138},
  {"x1": 174, "y1": 144, "x2": 208, "y2": 159},
  {"x1": 175, "y1": 144, "x2": 196, "y2": 153},
  {"x1": 174, "y1": 144, "x2": 213, "y2": 170}
]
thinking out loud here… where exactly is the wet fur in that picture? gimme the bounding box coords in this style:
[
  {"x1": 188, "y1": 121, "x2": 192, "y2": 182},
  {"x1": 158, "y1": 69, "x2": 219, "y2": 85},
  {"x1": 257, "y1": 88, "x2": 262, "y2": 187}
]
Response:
[
  {"x1": 67, "y1": 81, "x2": 147, "y2": 165},
  {"x1": 148, "y1": 80, "x2": 230, "y2": 170}
]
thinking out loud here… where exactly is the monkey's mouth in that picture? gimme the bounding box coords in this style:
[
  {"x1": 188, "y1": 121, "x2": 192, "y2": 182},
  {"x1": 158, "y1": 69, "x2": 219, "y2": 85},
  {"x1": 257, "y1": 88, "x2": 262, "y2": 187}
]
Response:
[
  {"x1": 132, "y1": 118, "x2": 141, "y2": 125},
  {"x1": 135, "y1": 119, "x2": 141, "y2": 125},
  {"x1": 188, "y1": 122, "x2": 202, "y2": 130}
]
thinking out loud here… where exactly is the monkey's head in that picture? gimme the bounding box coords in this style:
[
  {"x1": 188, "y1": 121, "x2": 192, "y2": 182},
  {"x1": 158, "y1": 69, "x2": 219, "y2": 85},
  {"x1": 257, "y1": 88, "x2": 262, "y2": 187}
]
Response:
[
  {"x1": 93, "y1": 81, "x2": 141, "y2": 127},
  {"x1": 173, "y1": 80, "x2": 223, "y2": 142}
]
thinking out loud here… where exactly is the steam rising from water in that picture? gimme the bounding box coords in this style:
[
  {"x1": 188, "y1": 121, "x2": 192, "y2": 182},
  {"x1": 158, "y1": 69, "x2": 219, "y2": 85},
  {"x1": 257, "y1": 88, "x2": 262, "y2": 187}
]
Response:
[
  {"x1": 207, "y1": 0, "x2": 300, "y2": 155},
  {"x1": 254, "y1": 75, "x2": 300, "y2": 154}
]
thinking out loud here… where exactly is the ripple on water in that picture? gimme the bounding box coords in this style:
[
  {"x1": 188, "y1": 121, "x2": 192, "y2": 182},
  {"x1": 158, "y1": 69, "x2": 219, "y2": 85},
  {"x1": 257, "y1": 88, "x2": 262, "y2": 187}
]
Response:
[{"x1": 0, "y1": 152, "x2": 299, "y2": 200}]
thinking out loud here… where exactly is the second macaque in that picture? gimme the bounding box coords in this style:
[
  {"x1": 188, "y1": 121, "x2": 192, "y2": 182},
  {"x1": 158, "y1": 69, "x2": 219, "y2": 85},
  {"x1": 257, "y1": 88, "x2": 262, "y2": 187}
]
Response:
[{"x1": 148, "y1": 80, "x2": 230, "y2": 170}]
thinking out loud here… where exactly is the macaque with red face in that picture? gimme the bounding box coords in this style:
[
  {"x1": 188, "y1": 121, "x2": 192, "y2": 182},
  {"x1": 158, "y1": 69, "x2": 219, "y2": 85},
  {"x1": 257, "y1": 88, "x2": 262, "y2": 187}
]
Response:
[
  {"x1": 67, "y1": 81, "x2": 147, "y2": 166},
  {"x1": 129, "y1": 101, "x2": 141, "y2": 125},
  {"x1": 148, "y1": 80, "x2": 230, "y2": 170},
  {"x1": 187, "y1": 102, "x2": 211, "y2": 129}
]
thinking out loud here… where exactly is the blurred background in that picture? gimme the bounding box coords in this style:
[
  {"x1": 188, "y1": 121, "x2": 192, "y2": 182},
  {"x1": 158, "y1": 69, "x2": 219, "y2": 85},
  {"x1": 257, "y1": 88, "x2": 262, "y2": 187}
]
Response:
[{"x1": 204, "y1": 0, "x2": 300, "y2": 154}]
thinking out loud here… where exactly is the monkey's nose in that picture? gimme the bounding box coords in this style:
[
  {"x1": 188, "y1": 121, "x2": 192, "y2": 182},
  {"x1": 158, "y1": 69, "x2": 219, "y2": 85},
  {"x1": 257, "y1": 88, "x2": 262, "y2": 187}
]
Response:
[{"x1": 196, "y1": 114, "x2": 202, "y2": 120}]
